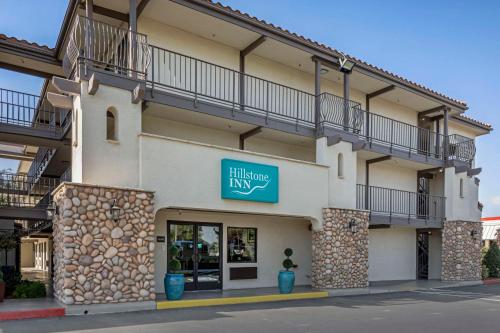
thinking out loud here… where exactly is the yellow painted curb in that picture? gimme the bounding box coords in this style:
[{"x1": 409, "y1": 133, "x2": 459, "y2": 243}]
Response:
[{"x1": 156, "y1": 291, "x2": 329, "y2": 310}]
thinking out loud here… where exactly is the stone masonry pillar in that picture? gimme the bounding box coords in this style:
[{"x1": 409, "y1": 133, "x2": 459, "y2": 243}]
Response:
[
  {"x1": 312, "y1": 208, "x2": 369, "y2": 289},
  {"x1": 441, "y1": 220, "x2": 482, "y2": 281},
  {"x1": 52, "y1": 183, "x2": 155, "y2": 305}
]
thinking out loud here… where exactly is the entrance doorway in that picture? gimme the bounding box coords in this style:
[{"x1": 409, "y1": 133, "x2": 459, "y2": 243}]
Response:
[
  {"x1": 167, "y1": 221, "x2": 222, "y2": 290},
  {"x1": 417, "y1": 231, "x2": 429, "y2": 280}
]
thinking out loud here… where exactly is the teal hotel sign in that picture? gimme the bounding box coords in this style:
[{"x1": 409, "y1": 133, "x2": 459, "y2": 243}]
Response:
[{"x1": 221, "y1": 159, "x2": 279, "y2": 203}]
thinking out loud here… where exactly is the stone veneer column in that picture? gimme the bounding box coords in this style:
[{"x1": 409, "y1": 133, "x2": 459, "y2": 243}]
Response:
[
  {"x1": 312, "y1": 208, "x2": 369, "y2": 289},
  {"x1": 52, "y1": 183, "x2": 155, "y2": 305},
  {"x1": 441, "y1": 220, "x2": 482, "y2": 281}
]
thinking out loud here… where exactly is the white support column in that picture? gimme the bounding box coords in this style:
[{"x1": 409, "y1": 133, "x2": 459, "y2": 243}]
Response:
[
  {"x1": 72, "y1": 81, "x2": 142, "y2": 188},
  {"x1": 316, "y1": 137, "x2": 357, "y2": 209}
]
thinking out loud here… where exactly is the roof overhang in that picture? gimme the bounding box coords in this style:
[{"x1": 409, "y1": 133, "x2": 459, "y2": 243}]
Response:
[{"x1": 0, "y1": 35, "x2": 63, "y2": 78}]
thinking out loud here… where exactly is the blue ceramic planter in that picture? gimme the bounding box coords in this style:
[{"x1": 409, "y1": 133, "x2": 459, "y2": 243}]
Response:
[
  {"x1": 278, "y1": 270, "x2": 295, "y2": 294},
  {"x1": 164, "y1": 273, "x2": 185, "y2": 300}
]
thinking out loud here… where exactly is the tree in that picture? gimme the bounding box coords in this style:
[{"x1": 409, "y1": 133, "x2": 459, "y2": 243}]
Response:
[
  {"x1": 483, "y1": 242, "x2": 500, "y2": 278},
  {"x1": 0, "y1": 232, "x2": 17, "y2": 266}
]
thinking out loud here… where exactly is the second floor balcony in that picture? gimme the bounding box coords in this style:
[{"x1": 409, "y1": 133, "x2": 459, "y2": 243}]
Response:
[
  {"x1": 0, "y1": 172, "x2": 61, "y2": 220},
  {"x1": 356, "y1": 184, "x2": 446, "y2": 227},
  {"x1": 0, "y1": 88, "x2": 71, "y2": 146}
]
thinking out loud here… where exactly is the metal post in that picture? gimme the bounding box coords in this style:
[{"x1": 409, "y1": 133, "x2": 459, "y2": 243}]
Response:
[
  {"x1": 435, "y1": 119, "x2": 440, "y2": 157},
  {"x1": 443, "y1": 107, "x2": 449, "y2": 164},
  {"x1": 314, "y1": 59, "x2": 321, "y2": 136},
  {"x1": 85, "y1": 0, "x2": 94, "y2": 62},
  {"x1": 343, "y1": 72, "x2": 350, "y2": 130},
  {"x1": 239, "y1": 53, "x2": 245, "y2": 111},
  {"x1": 365, "y1": 162, "x2": 369, "y2": 210},
  {"x1": 129, "y1": 0, "x2": 137, "y2": 78}
]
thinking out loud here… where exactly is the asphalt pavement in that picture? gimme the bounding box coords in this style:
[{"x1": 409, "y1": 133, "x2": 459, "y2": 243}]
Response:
[{"x1": 1, "y1": 284, "x2": 500, "y2": 333}]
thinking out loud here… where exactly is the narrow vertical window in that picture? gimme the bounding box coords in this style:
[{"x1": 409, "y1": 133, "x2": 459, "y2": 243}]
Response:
[
  {"x1": 338, "y1": 153, "x2": 344, "y2": 178},
  {"x1": 106, "y1": 107, "x2": 117, "y2": 141},
  {"x1": 459, "y1": 178, "x2": 464, "y2": 198}
]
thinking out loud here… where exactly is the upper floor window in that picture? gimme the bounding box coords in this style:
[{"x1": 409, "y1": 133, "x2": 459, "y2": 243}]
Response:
[
  {"x1": 106, "y1": 107, "x2": 117, "y2": 141},
  {"x1": 337, "y1": 153, "x2": 344, "y2": 178}
]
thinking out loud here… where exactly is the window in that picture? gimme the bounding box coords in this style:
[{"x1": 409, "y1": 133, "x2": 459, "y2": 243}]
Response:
[
  {"x1": 460, "y1": 178, "x2": 464, "y2": 198},
  {"x1": 337, "y1": 153, "x2": 344, "y2": 178},
  {"x1": 227, "y1": 227, "x2": 257, "y2": 263},
  {"x1": 106, "y1": 107, "x2": 117, "y2": 141}
]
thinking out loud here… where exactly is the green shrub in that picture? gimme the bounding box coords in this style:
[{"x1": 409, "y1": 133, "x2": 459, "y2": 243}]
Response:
[
  {"x1": 483, "y1": 243, "x2": 500, "y2": 278},
  {"x1": 282, "y1": 248, "x2": 298, "y2": 271},
  {"x1": 12, "y1": 281, "x2": 46, "y2": 299},
  {"x1": 1, "y1": 266, "x2": 21, "y2": 296},
  {"x1": 167, "y1": 245, "x2": 182, "y2": 273}
]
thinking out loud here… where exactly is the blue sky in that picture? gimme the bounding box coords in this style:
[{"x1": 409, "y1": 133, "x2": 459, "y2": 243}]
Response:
[{"x1": 1, "y1": 0, "x2": 499, "y2": 215}]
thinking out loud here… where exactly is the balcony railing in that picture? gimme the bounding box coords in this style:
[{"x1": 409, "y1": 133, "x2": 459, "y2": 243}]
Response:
[
  {"x1": 0, "y1": 88, "x2": 71, "y2": 136},
  {"x1": 59, "y1": 17, "x2": 475, "y2": 165},
  {"x1": 26, "y1": 147, "x2": 56, "y2": 181},
  {"x1": 0, "y1": 173, "x2": 60, "y2": 209},
  {"x1": 356, "y1": 184, "x2": 446, "y2": 221},
  {"x1": 148, "y1": 46, "x2": 316, "y2": 127},
  {"x1": 320, "y1": 93, "x2": 445, "y2": 158},
  {"x1": 448, "y1": 134, "x2": 476, "y2": 165},
  {"x1": 64, "y1": 15, "x2": 151, "y2": 79}
]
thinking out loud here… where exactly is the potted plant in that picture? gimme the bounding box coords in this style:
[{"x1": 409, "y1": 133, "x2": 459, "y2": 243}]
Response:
[
  {"x1": 278, "y1": 248, "x2": 298, "y2": 294},
  {"x1": 164, "y1": 245, "x2": 184, "y2": 300},
  {"x1": 0, "y1": 271, "x2": 5, "y2": 302}
]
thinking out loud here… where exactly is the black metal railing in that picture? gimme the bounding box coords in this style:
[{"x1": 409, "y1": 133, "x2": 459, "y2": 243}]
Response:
[
  {"x1": 320, "y1": 93, "x2": 445, "y2": 158},
  {"x1": 448, "y1": 134, "x2": 476, "y2": 165},
  {"x1": 0, "y1": 88, "x2": 71, "y2": 136},
  {"x1": 0, "y1": 173, "x2": 60, "y2": 209},
  {"x1": 26, "y1": 148, "x2": 56, "y2": 181},
  {"x1": 356, "y1": 184, "x2": 446, "y2": 221},
  {"x1": 61, "y1": 167, "x2": 72, "y2": 182},
  {"x1": 148, "y1": 46, "x2": 316, "y2": 127},
  {"x1": 64, "y1": 15, "x2": 151, "y2": 79}
]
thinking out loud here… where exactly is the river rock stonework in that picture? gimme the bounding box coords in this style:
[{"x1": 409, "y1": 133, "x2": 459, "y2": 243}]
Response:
[
  {"x1": 312, "y1": 208, "x2": 369, "y2": 289},
  {"x1": 441, "y1": 220, "x2": 482, "y2": 281},
  {"x1": 52, "y1": 183, "x2": 155, "y2": 305}
]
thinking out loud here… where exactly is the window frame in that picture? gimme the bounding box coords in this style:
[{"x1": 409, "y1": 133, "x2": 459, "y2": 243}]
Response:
[
  {"x1": 227, "y1": 227, "x2": 257, "y2": 264},
  {"x1": 106, "y1": 107, "x2": 118, "y2": 141}
]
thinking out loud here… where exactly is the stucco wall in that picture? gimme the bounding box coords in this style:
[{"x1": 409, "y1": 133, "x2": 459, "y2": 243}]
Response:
[
  {"x1": 73, "y1": 82, "x2": 142, "y2": 188},
  {"x1": 154, "y1": 209, "x2": 311, "y2": 291},
  {"x1": 357, "y1": 159, "x2": 418, "y2": 192},
  {"x1": 139, "y1": 133, "x2": 328, "y2": 225},
  {"x1": 316, "y1": 138, "x2": 357, "y2": 209},
  {"x1": 444, "y1": 168, "x2": 481, "y2": 222},
  {"x1": 428, "y1": 230, "x2": 442, "y2": 280},
  {"x1": 142, "y1": 115, "x2": 315, "y2": 162},
  {"x1": 368, "y1": 227, "x2": 416, "y2": 281},
  {"x1": 20, "y1": 242, "x2": 34, "y2": 268}
]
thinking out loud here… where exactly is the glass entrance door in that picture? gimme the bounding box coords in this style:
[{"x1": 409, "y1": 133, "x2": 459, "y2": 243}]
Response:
[{"x1": 167, "y1": 222, "x2": 222, "y2": 290}]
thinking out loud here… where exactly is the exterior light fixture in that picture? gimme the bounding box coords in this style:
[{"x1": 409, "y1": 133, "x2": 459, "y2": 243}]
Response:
[
  {"x1": 111, "y1": 199, "x2": 121, "y2": 222},
  {"x1": 348, "y1": 218, "x2": 358, "y2": 234},
  {"x1": 46, "y1": 202, "x2": 58, "y2": 219},
  {"x1": 320, "y1": 68, "x2": 329, "y2": 75},
  {"x1": 338, "y1": 54, "x2": 355, "y2": 73},
  {"x1": 470, "y1": 229, "x2": 478, "y2": 238}
]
